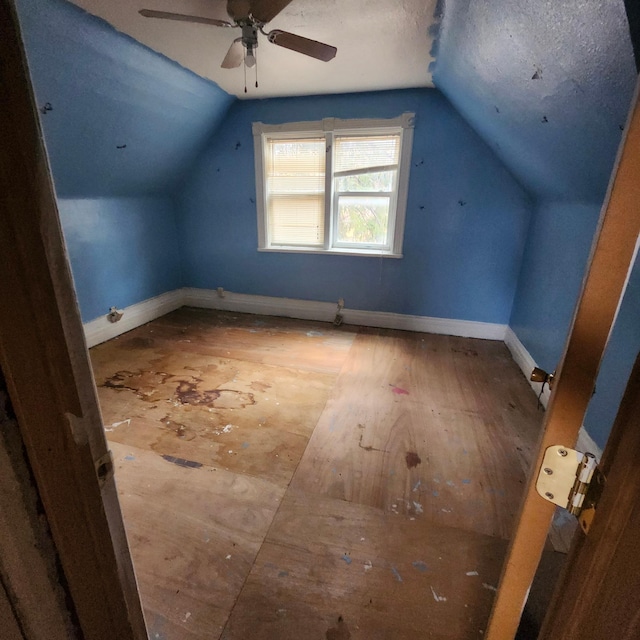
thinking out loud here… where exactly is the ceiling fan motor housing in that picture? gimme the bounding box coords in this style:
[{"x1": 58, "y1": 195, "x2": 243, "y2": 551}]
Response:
[{"x1": 241, "y1": 24, "x2": 259, "y2": 50}]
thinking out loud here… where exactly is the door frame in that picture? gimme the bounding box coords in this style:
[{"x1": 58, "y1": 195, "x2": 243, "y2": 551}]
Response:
[
  {"x1": 486, "y1": 80, "x2": 640, "y2": 638},
  {"x1": 0, "y1": 2, "x2": 146, "y2": 638},
  {"x1": 539, "y1": 352, "x2": 640, "y2": 637}
]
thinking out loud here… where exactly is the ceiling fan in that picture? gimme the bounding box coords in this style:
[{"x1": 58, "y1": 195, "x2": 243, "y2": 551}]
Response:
[{"x1": 139, "y1": 0, "x2": 337, "y2": 71}]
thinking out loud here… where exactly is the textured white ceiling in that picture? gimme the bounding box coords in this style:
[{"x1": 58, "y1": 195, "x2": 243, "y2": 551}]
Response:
[{"x1": 69, "y1": 0, "x2": 438, "y2": 98}]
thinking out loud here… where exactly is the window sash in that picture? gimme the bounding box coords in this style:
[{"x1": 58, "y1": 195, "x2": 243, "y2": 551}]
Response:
[
  {"x1": 332, "y1": 133, "x2": 399, "y2": 251},
  {"x1": 332, "y1": 194, "x2": 393, "y2": 249}
]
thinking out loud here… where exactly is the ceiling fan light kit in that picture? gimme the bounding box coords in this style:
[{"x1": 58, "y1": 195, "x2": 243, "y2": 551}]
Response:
[{"x1": 139, "y1": 0, "x2": 336, "y2": 83}]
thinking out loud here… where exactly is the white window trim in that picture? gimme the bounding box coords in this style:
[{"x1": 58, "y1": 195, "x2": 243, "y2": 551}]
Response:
[{"x1": 252, "y1": 113, "x2": 415, "y2": 258}]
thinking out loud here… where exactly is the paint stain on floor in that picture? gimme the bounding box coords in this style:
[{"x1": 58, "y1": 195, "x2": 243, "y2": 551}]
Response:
[
  {"x1": 175, "y1": 380, "x2": 256, "y2": 409},
  {"x1": 390, "y1": 384, "x2": 410, "y2": 395},
  {"x1": 391, "y1": 566, "x2": 403, "y2": 582},
  {"x1": 326, "y1": 616, "x2": 351, "y2": 640},
  {"x1": 103, "y1": 370, "x2": 172, "y2": 400},
  {"x1": 405, "y1": 451, "x2": 422, "y2": 468},
  {"x1": 161, "y1": 454, "x2": 203, "y2": 469}
]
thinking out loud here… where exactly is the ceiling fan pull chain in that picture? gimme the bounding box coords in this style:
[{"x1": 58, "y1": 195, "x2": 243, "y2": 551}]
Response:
[
  {"x1": 243, "y1": 56, "x2": 247, "y2": 93},
  {"x1": 255, "y1": 51, "x2": 259, "y2": 89}
]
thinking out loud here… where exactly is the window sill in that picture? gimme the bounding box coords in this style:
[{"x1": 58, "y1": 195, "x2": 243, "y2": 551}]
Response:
[{"x1": 258, "y1": 247, "x2": 403, "y2": 259}]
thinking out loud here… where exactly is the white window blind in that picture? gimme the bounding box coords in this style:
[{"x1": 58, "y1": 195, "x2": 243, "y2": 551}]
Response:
[
  {"x1": 265, "y1": 137, "x2": 325, "y2": 246},
  {"x1": 333, "y1": 135, "x2": 400, "y2": 175}
]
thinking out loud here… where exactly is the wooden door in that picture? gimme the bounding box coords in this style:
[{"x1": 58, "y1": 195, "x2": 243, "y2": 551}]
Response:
[
  {"x1": 538, "y1": 353, "x2": 640, "y2": 638},
  {"x1": 0, "y1": 2, "x2": 146, "y2": 638},
  {"x1": 485, "y1": 82, "x2": 640, "y2": 638},
  {"x1": 0, "y1": 580, "x2": 23, "y2": 640}
]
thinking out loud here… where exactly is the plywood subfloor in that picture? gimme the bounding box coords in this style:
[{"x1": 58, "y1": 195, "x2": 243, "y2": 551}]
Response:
[{"x1": 91, "y1": 308, "x2": 546, "y2": 639}]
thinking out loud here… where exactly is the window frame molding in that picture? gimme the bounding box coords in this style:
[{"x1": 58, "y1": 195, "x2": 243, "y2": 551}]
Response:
[{"x1": 252, "y1": 113, "x2": 415, "y2": 258}]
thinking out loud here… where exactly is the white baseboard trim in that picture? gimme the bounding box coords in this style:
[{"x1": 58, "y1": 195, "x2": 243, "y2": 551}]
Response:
[
  {"x1": 182, "y1": 288, "x2": 337, "y2": 322},
  {"x1": 181, "y1": 288, "x2": 508, "y2": 340},
  {"x1": 504, "y1": 327, "x2": 602, "y2": 459},
  {"x1": 86, "y1": 287, "x2": 507, "y2": 345},
  {"x1": 504, "y1": 327, "x2": 552, "y2": 408},
  {"x1": 83, "y1": 289, "x2": 185, "y2": 348},
  {"x1": 345, "y1": 309, "x2": 506, "y2": 339},
  {"x1": 86, "y1": 287, "x2": 506, "y2": 346}
]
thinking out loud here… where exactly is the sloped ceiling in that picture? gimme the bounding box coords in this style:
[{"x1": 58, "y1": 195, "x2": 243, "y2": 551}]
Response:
[
  {"x1": 433, "y1": 0, "x2": 638, "y2": 203},
  {"x1": 68, "y1": 0, "x2": 439, "y2": 99},
  {"x1": 17, "y1": 0, "x2": 638, "y2": 203},
  {"x1": 16, "y1": 0, "x2": 233, "y2": 197}
]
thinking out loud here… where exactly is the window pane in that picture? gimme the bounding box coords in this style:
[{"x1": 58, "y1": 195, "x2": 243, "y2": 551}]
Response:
[
  {"x1": 265, "y1": 137, "x2": 325, "y2": 246},
  {"x1": 335, "y1": 170, "x2": 396, "y2": 193},
  {"x1": 336, "y1": 196, "x2": 390, "y2": 246},
  {"x1": 334, "y1": 135, "x2": 400, "y2": 173}
]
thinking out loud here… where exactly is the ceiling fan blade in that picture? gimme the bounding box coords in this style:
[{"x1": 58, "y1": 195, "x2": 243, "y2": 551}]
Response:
[
  {"x1": 226, "y1": 0, "x2": 251, "y2": 20},
  {"x1": 249, "y1": 0, "x2": 294, "y2": 23},
  {"x1": 221, "y1": 39, "x2": 244, "y2": 68},
  {"x1": 267, "y1": 30, "x2": 337, "y2": 62},
  {"x1": 138, "y1": 9, "x2": 235, "y2": 28}
]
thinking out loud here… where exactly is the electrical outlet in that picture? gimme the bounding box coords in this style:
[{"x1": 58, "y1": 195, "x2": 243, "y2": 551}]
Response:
[{"x1": 338, "y1": 297, "x2": 344, "y2": 310}]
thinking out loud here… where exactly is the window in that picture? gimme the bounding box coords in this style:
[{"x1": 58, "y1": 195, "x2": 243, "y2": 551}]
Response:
[{"x1": 253, "y1": 113, "x2": 415, "y2": 257}]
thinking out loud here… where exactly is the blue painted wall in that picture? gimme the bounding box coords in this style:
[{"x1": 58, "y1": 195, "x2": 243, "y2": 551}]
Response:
[
  {"x1": 179, "y1": 89, "x2": 532, "y2": 323},
  {"x1": 509, "y1": 196, "x2": 639, "y2": 446},
  {"x1": 584, "y1": 254, "x2": 640, "y2": 448},
  {"x1": 59, "y1": 198, "x2": 182, "y2": 322},
  {"x1": 433, "y1": 0, "x2": 636, "y2": 202},
  {"x1": 15, "y1": 0, "x2": 233, "y2": 322},
  {"x1": 509, "y1": 201, "x2": 602, "y2": 371},
  {"x1": 16, "y1": 0, "x2": 233, "y2": 197}
]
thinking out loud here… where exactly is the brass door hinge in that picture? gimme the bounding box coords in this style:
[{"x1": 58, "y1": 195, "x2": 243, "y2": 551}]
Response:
[{"x1": 536, "y1": 445, "x2": 605, "y2": 534}]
